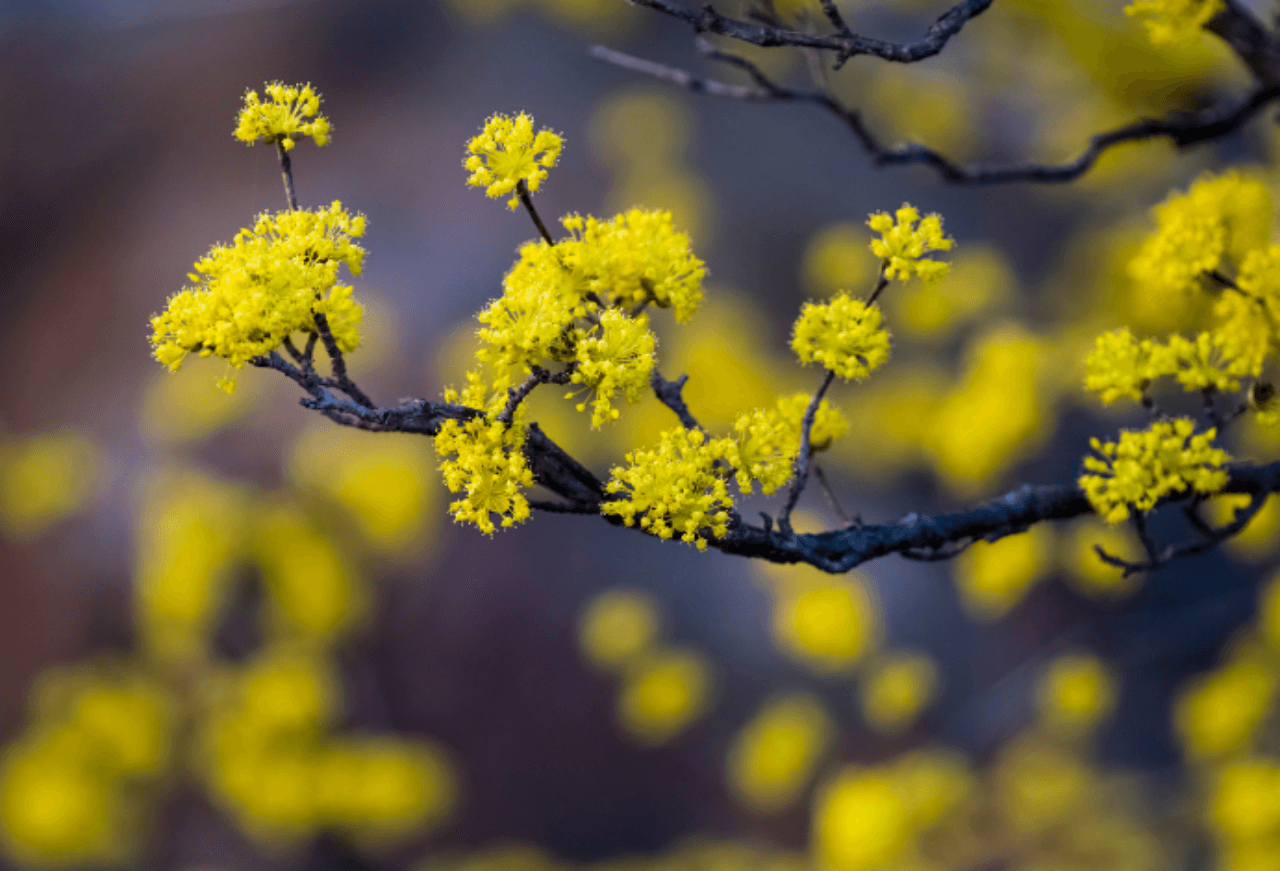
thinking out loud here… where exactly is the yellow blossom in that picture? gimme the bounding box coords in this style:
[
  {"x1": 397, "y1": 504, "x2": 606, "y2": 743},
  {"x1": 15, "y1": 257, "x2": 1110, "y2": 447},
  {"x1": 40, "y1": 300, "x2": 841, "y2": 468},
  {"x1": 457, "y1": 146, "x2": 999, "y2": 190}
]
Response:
[
  {"x1": 867, "y1": 204, "x2": 953, "y2": 284},
  {"x1": 791, "y1": 295, "x2": 891, "y2": 381},
  {"x1": 602, "y1": 427, "x2": 734, "y2": 549},
  {"x1": 858, "y1": 651, "x2": 938, "y2": 733},
  {"x1": 1080, "y1": 419, "x2": 1230, "y2": 524},
  {"x1": 1084, "y1": 328, "x2": 1171, "y2": 404},
  {"x1": 616, "y1": 648, "x2": 713, "y2": 746},
  {"x1": 578, "y1": 588, "x2": 662, "y2": 672},
  {"x1": 0, "y1": 430, "x2": 103, "y2": 538},
  {"x1": 1125, "y1": 0, "x2": 1225, "y2": 45},
  {"x1": 1036, "y1": 654, "x2": 1117, "y2": 733},
  {"x1": 727, "y1": 395, "x2": 848, "y2": 496},
  {"x1": 1129, "y1": 172, "x2": 1270, "y2": 301},
  {"x1": 728, "y1": 407, "x2": 796, "y2": 496},
  {"x1": 234, "y1": 82, "x2": 331, "y2": 151},
  {"x1": 464, "y1": 112, "x2": 563, "y2": 209},
  {"x1": 814, "y1": 768, "x2": 914, "y2": 871},
  {"x1": 1176, "y1": 659, "x2": 1276, "y2": 758},
  {"x1": 774, "y1": 392, "x2": 849, "y2": 448},
  {"x1": 772, "y1": 577, "x2": 879, "y2": 674},
  {"x1": 434, "y1": 415, "x2": 534, "y2": 534},
  {"x1": 953, "y1": 527, "x2": 1052, "y2": 620},
  {"x1": 727, "y1": 693, "x2": 833, "y2": 812},
  {"x1": 570, "y1": 309, "x2": 656, "y2": 427},
  {"x1": 1085, "y1": 329, "x2": 1256, "y2": 403},
  {"x1": 560, "y1": 209, "x2": 706, "y2": 322},
  {"x1": 150, "y1": 202, "x2": 365, "y2": 389}
]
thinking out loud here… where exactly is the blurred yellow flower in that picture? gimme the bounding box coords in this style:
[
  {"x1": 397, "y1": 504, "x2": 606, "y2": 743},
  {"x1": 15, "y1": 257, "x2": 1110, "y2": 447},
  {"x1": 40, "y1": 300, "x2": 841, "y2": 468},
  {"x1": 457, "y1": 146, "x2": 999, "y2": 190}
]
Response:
[
  {"x1": 253, "y1": 503, "x2": 367, "y2": 639},
  {"x1": 288, "y1": 424, "x2": 439, "y2": 557},
  {"x1": 859, "y1": 651, "x2": 939, "y2": 733},
  {"x1": 1036, "y1": 654, "x2": 1118, "y2": 733},
  {"x1": 1176, "y1": 659, "x2": 1276, "y2": 759},
  {"x1": 616, "y1": 648, "x2": 713, "y2": 746},
  {"x1": 771, "y1": 574, "x2": 880, "y2": 674},
  {"x1": 0, "y1": 430, "x2": 103, "y2": 538},
  {"x1": 814, "y1": 769, "x2": 914, "y2": 871},
  {"x1": 953, "y1": 527, "x2": 1053, "y2": 620},
  {"x1": 579, "y1": 588, "x2": 662, "y2": 672},
  {"x1": 726, "y1": 693, "x2": 833, "y2": 812}
]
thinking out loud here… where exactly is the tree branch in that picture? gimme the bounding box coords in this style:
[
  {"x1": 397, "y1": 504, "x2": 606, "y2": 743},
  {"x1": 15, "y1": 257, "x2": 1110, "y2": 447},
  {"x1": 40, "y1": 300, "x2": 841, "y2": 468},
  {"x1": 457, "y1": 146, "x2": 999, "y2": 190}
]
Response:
[
  {"x1": 591, "y1": 42, "x2": 1280, "y2": 185},
  {"x1": 628, "y1": 0, "x2": 993, "y2": 66}
]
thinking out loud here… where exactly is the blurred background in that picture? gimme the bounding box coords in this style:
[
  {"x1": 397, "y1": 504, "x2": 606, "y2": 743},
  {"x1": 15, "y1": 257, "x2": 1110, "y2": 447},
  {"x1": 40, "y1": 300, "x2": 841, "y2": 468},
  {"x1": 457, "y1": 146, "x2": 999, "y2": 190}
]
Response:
[{"x1": 2, "y1": 0, "x2": 1280, "y2": 869}]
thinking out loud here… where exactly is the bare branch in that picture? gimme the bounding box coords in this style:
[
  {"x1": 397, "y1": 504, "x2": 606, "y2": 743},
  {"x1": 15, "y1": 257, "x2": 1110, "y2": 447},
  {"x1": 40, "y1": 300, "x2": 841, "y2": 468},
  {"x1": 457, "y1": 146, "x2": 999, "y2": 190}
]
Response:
[
  {"x1": 650, "y1": 368, "x2": 703, "y2": 431},
  {"x1": 628, "y1": 0, "x2": 993, "y2": 66},
  {"x1": 591, "y1": 43, "x2": 1280, "y2": 186}
]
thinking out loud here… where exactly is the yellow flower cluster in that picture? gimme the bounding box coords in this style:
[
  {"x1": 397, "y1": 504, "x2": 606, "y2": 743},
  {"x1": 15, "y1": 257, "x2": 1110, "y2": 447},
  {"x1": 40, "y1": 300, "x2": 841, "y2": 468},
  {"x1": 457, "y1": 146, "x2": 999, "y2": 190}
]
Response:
[
  {"x1": 571, "y1": 309, "x2": 657, "y2": 427},
  {"x1": 1084, "y1": 328, "x2": 1257, "y2": 404},
  {"x1": 233, "y1": 82, "x2": 332, "y2": 151},
  {"x1": 560, "y1": 209, "x2": 706, "y2": 322},
  {"x1": 434, "y1": 413, "x2": 534, "y2": 534},
  {"x1": 868, "y1": 204, "x2": 954, "y2": 284},
  {"x1": 602, "y1": 427, "x2": 734, "y2": 549},
  {"x1": 470, "y1": 208, "x2": 701, "y2": 428},
  {"x1": 1125, "y1": 0, "x2": 1224, "y2": 45},
  {"x1": 1228, "y1": 243, "x2": 1280, "y2": 369},
  {"x1": 1080, "y1": 419, "x2": 1230, "y2": 523},
  {"x1": 150, "y1": 202, "x2": 366, "y2": 391},
  {"x1": 464, "y1": 112, "x2": 563, "y2": 209},
  {"x1": 791, "y1": 295, "x2": 891, "y2": 380},
  {"x1": 728, "y1": 395, "x2": 848, "y2": 495},
  {"x1": 1128, "y1": 172, "x2": 1270, "y2": 301}
]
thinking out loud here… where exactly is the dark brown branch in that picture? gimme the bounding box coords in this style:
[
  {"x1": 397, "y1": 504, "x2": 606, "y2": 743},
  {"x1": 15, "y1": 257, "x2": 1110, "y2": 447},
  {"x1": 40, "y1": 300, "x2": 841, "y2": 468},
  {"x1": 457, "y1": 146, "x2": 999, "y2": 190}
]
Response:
[
  {"x1": 312, "y1": 310, "x2": 374, "y2": 408},
  {"x1": 650, "y1": 368, "x2": 703, "y2": 430},
  {"x1": 498, "y1": 366, "x2": 573, "y2": 425},
  {"x1": 628, "y1": 0, "x2": 993, "y2": 66},
  {"x1": 266, "y1": 344, "x2": 1280, "y2": 573},
  {"x1": 589, "y1": 47, "x2": 1280, "y2": 186}
]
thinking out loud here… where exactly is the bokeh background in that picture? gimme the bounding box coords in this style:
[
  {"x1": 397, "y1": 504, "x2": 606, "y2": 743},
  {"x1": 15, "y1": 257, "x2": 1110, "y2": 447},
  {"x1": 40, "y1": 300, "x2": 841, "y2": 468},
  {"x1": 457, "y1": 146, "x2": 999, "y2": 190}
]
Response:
[{"x1": 3, "y1": 0, "x2": 1280, "y2": 869}]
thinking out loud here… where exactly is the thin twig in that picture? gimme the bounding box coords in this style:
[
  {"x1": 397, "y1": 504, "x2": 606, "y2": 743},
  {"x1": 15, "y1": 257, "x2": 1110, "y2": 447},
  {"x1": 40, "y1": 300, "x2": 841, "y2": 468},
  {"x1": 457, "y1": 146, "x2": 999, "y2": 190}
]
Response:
[
  {"x1": 778, "y1": 369, "x2": 837, "y2": 535},
  {"x1": 866, "y1": 265, "x2": 890, "y2": 305},
  {"x1": 275, "y1": 140, "x2": 299, "y2": 210},
  {"x1": 312, "y1": 310, "x2": 375, "y2": 408},
  {"x1": 498, "y1": 366, "x2": 573, "y2": 425},
  {"x1": 517, "y1": 179, "x2": 555, "y2": 245},
  {"x1": 812, "y1": 462, "x2": 851, "y2": 523}
]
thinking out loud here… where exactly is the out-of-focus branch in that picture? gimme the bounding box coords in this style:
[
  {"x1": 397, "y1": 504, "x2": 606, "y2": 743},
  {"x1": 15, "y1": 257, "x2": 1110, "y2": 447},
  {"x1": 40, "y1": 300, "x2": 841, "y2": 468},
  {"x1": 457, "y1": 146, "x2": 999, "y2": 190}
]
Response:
[
  {"x1": 628, "y1": 0, "x2": 993, "y2": 66},
  {"x1": 591, "y1": 42, "x2": 1280, "y2": 185}
]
